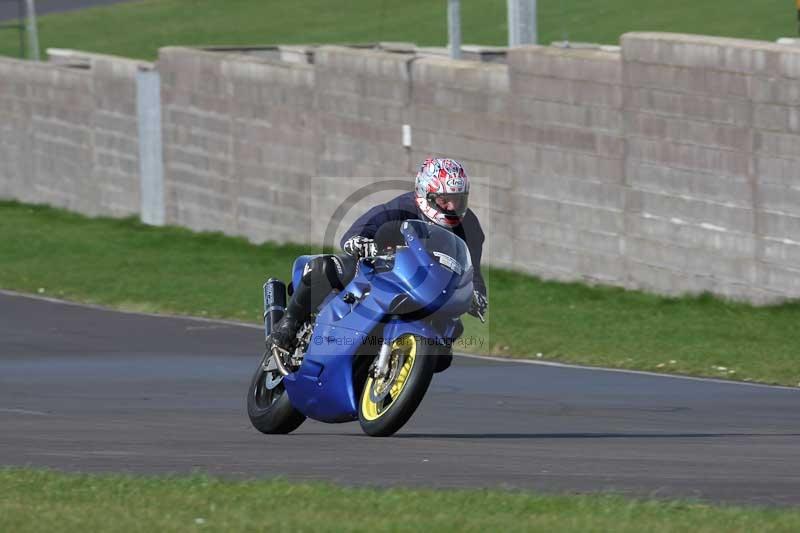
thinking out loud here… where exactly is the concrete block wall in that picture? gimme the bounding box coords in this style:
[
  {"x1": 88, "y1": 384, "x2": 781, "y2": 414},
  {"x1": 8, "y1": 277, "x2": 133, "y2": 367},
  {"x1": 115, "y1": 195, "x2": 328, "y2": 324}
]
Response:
[
  {"x1": 507, "y1": 46, "x2": 626, "y2": 283},
  {"x1": 0, "y1": 52, "x2": 146, "y2": 217},
  {"x1": 159, "y1": 48, "x2": 316, "y2": 243},
  {"x1": 227, "y1": 52, "x2": 316, "y2": 244},
  {"x1": 89, "y1": 54, "x2": 147, "y2": 217},
  {"x1": 750, "y1": 40, "x2": 800, "y2": 298},
  {"x1": 0, "y1": 58, "x2": 37, "y2": 201},
  {"x1": 622, "y1": 33, "x2": 800, "y2": 301},
  {"x1": 409, "y1": 57, "x2": 513, "y2": 267},
  {"x1": 0, "y1": 58, "x2": 94, "y2": 212},
  {"x1": 159, "y1": 48, "x2": 236, "y2": 235},
  {"x1": 622, "y1": 33, "x2": 758, "y2": 299},
  {"x1": 311, "y1": 46, "x2": 414, "y2": 244},
  {"x1": 315, "y1": 46, "x2": 411, "y2": 177}
]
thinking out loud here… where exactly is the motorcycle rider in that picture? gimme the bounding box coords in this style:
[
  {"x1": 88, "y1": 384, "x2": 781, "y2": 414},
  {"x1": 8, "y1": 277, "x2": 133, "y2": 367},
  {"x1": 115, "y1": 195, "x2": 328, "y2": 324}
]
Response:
[{"x1": 269, "y1": 158, "x2": 488, "y2": 362}]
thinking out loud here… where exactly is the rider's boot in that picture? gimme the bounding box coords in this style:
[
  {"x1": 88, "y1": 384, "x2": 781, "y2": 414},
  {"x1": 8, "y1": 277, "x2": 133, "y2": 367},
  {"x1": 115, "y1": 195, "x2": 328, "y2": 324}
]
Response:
[
  {"x1": 270, "y1": 313, "x2": 301, "y2": 352},
  {"x1": 269, "y1": 282, "x2": 312, "y2": 352}
]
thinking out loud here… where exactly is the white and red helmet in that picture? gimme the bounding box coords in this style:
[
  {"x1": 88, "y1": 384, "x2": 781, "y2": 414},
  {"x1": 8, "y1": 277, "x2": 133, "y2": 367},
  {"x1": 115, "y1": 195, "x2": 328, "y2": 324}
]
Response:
[{"x1": 414, "y1": 158, "x2": 470, "y2": 228}]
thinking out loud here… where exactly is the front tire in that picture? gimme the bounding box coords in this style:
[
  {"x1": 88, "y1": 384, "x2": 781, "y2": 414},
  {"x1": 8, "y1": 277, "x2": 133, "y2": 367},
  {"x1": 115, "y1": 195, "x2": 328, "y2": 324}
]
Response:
[
  {"x1": 247, "y1": 351, "x2": 306, "y2": 434},
  {"x1": 358, "y1": 335, "x2": 437, "y2": 437}
]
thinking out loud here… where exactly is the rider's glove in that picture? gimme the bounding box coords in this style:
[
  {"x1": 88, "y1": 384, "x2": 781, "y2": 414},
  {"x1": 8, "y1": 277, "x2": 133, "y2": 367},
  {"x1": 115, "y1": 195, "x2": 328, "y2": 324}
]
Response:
[
  {"x1": 469, "y1": 290, "x2": 488, "y2": 320},
  {"x1": 343, "y1": 235, "x2": 377, "y2": 259}
]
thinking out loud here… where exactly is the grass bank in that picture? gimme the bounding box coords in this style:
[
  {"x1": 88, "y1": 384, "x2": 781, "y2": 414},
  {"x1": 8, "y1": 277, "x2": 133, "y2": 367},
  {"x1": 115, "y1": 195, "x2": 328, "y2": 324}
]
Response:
[
  {"x1": 0, "y1": 0, "x2": 795, "y2": 60},
  {"x1": 2, "y1": 469, "x2": 799, "y2": 532},
  {"x1": 1, "y1": 201, "x2": 799, "y2": 386}
]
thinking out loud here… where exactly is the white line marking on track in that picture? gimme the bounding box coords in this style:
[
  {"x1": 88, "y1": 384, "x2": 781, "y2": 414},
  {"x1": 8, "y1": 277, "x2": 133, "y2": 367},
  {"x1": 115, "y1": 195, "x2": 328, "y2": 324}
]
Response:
[
  {"x1": 0, "y1": 289, "x2": 255, "y2": 328},
  {"x1": 454, "y1": 353, "x2": 800, "y2": 392},
  {"x1": 0, "y1": 408, "x2": 50, "y2": 416},
  {"x1": 3, "y1": 289, "x2": 798, "y2": 392}
]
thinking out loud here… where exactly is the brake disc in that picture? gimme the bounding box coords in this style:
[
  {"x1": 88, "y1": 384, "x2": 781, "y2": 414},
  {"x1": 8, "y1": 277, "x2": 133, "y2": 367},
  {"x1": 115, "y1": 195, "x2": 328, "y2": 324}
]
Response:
[{"x1": 369, "y1": 353, "x2": 405, "y2": 403}]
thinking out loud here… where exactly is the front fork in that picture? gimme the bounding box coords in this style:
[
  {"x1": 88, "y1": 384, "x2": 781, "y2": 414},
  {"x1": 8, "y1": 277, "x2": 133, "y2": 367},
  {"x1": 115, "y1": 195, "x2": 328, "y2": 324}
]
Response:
[{"x1": 372, "y1": 341, "x2": 393, "y2": 379}]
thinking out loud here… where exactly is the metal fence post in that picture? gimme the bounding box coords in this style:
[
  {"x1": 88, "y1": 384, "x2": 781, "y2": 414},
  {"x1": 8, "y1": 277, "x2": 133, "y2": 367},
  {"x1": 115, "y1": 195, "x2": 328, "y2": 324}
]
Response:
[
  {"x1": 448, "y1": 0, "x2": 461, "y2": 59},
  {"x1": 23, "y1": 0, "x2": 39, "y2": 60},
  {"x1": 136, "y1": 67, "x2": 165, "y2": 226},
  {"x1": 507, "y1": 0, "x2": 537, "y2": 47}
]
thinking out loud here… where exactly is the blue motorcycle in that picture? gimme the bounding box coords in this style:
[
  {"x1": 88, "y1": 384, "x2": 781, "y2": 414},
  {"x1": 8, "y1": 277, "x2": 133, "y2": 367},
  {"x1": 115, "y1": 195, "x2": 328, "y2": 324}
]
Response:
[{"x1": 247, "y1": 220, "x2": 477, "y2": 437}]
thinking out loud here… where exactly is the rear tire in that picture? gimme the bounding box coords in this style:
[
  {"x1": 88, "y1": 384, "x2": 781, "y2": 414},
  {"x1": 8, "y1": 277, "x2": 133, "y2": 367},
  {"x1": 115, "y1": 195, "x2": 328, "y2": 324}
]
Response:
[
  {"x1": 358, "y1": 335, "x2": 436, "y2": 437},
  {"x1": 247, "y1": 351, "x2": 306, "y2": 435}
]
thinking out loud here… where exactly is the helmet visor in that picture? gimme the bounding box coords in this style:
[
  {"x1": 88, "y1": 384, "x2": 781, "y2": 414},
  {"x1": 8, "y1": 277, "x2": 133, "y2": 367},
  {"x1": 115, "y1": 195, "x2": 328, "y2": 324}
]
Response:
[{"x1": 430, "y1": 193, "x2": 469, "y2": 218}]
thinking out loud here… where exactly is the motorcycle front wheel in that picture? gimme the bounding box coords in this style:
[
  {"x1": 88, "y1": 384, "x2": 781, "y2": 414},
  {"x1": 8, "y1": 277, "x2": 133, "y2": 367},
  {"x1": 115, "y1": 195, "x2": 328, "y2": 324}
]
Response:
[
  {"x1": 358, "y1": 334, "x2": 437, "y2": 437},
  {"x1": 247, "y1": 351, "x2": 306, "y2": 434}
]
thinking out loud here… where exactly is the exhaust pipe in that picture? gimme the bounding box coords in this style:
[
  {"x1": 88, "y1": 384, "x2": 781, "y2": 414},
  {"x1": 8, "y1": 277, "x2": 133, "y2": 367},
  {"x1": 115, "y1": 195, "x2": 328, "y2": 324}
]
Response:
[
  {"x1": 263, "y1": 278, "x2": 291, "y2": 376},
  {"x1": 263, "y1": 278, "x2": 286, "y2": 340}
]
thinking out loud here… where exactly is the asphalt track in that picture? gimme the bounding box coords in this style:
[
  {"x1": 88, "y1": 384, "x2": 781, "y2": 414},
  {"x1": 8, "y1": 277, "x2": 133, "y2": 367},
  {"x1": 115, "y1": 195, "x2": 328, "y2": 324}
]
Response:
[
  {"x1": 0, "y1": 0, "x2": 134, "y2": 22},
  {"x1": 1, "y1": 291, "x2": 799, "y2": 506}
]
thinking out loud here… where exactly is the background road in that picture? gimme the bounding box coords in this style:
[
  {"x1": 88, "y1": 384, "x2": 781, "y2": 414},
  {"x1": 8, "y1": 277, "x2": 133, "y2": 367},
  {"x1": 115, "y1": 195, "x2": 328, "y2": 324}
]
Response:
[
  {"x1": 0, "y1": 0, "x2": 134, "y2": 22},
  {"x1": 1, "y1": 291, "x2": 799, "y2": 506}
]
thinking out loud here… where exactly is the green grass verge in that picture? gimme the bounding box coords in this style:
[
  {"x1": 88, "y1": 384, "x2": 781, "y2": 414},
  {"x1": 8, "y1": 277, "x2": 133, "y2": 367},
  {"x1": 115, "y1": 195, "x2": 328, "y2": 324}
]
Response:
[
  {"x1": 2, "y1": 469, "x2": 800, "y2": 532},
  {"x1": 1, "y1": 201, "x2": 799, "y2": 387},
  {"x1": 0, "y1": 0, "x2": 795, "y2": 60}
]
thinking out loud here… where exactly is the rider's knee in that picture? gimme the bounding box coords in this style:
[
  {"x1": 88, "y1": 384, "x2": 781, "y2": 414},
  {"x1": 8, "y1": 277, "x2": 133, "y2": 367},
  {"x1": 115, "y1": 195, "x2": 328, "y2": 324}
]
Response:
[{"x1": 301, "y1": 255, "x2": 346, "y2": 290}]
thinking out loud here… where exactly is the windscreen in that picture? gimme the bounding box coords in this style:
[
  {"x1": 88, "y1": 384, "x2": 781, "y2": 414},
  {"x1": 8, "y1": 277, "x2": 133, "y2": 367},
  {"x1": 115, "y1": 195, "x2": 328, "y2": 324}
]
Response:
[{"x1": 401, "y1": 220, "x2": 472, "y2": 276}]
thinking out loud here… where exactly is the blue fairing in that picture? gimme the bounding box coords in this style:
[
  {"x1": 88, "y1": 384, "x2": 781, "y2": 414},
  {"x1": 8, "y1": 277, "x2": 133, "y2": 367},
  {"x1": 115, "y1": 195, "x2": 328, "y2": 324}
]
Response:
[{"x1": 283, "y1": 221, "x2": 473, "y2": 422}]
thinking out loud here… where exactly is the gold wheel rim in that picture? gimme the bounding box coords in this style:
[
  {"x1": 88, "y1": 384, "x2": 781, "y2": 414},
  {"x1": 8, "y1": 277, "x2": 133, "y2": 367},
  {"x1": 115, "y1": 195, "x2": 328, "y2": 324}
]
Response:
[{"x1": 360, "y1": 335, "x2": 417, "y2": 421}]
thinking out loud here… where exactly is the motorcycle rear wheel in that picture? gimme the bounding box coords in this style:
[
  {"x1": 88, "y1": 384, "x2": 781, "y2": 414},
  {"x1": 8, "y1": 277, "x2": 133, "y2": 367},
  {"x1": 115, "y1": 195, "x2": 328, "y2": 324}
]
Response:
[
  {"x1": 247, "y1": 351, "x2": 306, "y2": 434},
  {"x1": 358, "y1": 334, "x2": 437, "y2": 437}
]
